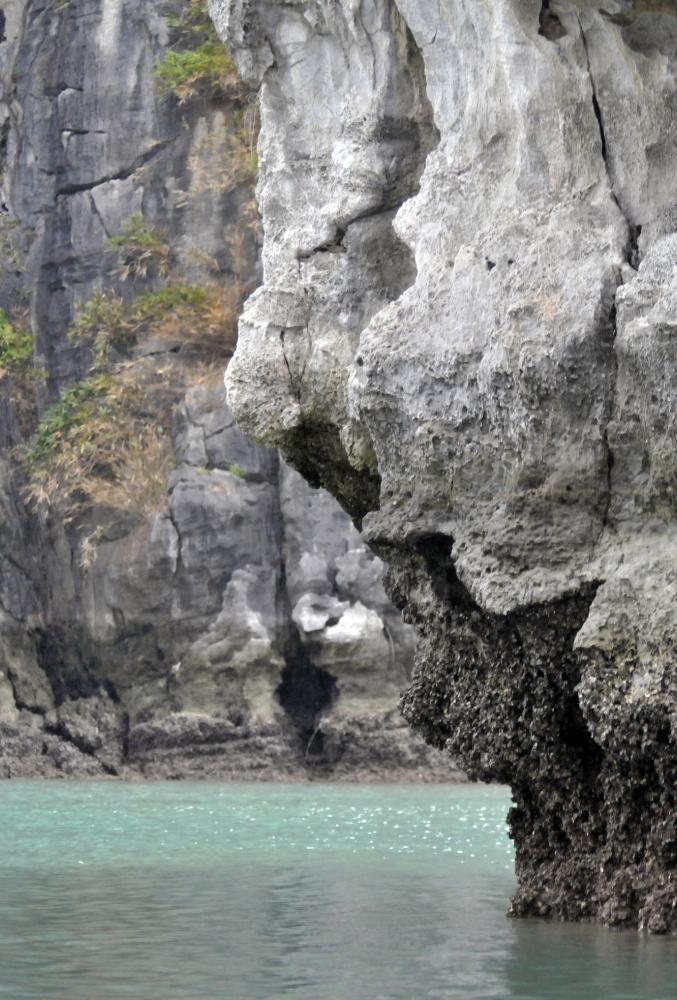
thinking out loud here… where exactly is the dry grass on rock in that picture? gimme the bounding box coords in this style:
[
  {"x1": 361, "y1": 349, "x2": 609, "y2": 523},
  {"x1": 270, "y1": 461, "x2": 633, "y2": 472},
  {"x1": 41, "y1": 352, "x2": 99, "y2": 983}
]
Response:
[
  {"x1": 21, "y1": 273, "x2": 245, "y2": 522},
  {"x1": 22, "y1": 372, "x2": 175, "y2": 522}
]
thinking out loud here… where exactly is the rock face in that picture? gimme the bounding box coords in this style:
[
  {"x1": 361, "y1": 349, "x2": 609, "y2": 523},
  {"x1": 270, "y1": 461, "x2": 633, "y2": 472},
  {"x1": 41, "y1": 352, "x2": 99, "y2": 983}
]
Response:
[
  {"x1": 0, "y1": 0, "x2": 461, "y2": 782},
  {"x1": 0, "y1": 383, "x2": 456, "y2": 782},
  {"x1": 214, "y1": 0, "x2": 677, "y2": 928}
]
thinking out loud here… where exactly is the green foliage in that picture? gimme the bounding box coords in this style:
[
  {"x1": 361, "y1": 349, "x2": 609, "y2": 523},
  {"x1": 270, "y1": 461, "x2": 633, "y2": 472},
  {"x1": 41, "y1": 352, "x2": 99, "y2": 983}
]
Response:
[
  {"x1": 228, "y1": 463, "x2": 247, "y2": 478},
  {"x1": 71, "y1": 293, "x2": 136, "y2": 358},
  {"x1": 108, "y1": 214, "x2": 172, "y2": 280},
  {"x1": 153, "y1": 0, "x2": 259, "y2": 190},
  {"x1": 154, "y1": 41, "x2": 237, "y2": 102},
  {"x1": 71, "y1": 283, "x2": 225, "y2": 362},
  {"x1": 163, "y1": 0, "x2": 211, "y2": 32},
  {"x1": 21, "y1": 366, "x2": 174, "y2": 519},
  {"x1": 154, "y1": 0, "x2": 238, "y2": 102},
  {"x1": 21, "y1": 374, "x2": 112, "y2": 474},
  {"x1": 136, "y1": 285, "x2": 210, "y2": 311},
  {"x1": 0, "y1": 310, "x2": 33, "y2": 377},
  {"x1": 109, "y1": 213, "x2": 165, "y2": 249}
]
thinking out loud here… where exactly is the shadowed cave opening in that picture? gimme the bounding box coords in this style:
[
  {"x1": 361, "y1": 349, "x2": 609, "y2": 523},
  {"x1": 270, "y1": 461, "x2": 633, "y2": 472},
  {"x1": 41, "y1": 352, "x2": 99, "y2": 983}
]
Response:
[
  {"x1": 539, "y1": 1, "x2": 567, "y2": 40},
  {"x1": 36, "y1": 624, "x2": 100, "y2": 706},
  {"x1": 277, "y1": 627, "x2": 337, "y2": 756}
]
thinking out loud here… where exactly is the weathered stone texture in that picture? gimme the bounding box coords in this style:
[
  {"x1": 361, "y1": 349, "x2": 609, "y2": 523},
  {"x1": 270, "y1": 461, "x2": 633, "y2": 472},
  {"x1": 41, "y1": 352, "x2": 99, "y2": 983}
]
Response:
[
  {"x1": 214, "y1": 0, "x2": 677, "y2": 927},
  {"x1": 0, "y1": 0, "x2": 461, "y2": 782}
]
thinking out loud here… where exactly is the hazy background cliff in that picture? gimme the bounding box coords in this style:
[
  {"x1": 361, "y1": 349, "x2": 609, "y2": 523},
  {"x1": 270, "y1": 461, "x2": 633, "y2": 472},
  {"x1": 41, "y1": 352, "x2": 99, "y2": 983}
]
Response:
[{"x1": 0, "y1": 0, "x2": 461, "y2": 780}]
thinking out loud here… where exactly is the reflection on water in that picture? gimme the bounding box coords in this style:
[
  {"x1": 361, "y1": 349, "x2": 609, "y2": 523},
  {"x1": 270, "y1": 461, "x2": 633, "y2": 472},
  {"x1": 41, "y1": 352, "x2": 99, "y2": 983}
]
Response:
[
  {"x1": 506, "y1": 920, "x2": 677, "y2": 1000},
  {"x1": 0, "y1": 782, "x2": 675, "y2": 999}
]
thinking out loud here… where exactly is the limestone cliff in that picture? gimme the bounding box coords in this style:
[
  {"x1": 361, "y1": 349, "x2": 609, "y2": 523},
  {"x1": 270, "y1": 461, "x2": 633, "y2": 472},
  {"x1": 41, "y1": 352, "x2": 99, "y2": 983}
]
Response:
[
  {"x1": 0, "y1": 0, "x2": 460, "y2": 781},
  {"x1": 214, "y1": 0, "x2": 677, "y2": 929}
]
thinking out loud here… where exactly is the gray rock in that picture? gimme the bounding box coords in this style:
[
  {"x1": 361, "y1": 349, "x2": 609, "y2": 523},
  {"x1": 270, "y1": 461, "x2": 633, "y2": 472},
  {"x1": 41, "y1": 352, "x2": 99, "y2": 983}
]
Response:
[
  {"x1": 1, "y1": 0, "x2": 258, "y2": 403},
  {"x1": 19, "y1": 380, "x2": 438, "y2": 781},
  {"x1": 215, "y1": 0, "x2": 677, "y2": 927},
  {"x1": 0, "y1": 711, "x2": 107, "y2": 778},
  {"x1": 0, "y1": 0, "x2": 464, "y2": 785},
  {"x1": 172, "y1": 563, "x2": 285, "y2": 720},
  {"x1": 136, "y1": 338, "x2": 185, "y2": 357},
  {"x1": 47, "y1": 692, "x2": 126, "y2": 773},
  {"x1": 126, "y1": 711, "x2": 304, "y2": 780},
  {"x1": 318, "y1": 714, "x2": 467, "y2": 784},
  {"x1": 100, "y1": 512, "x2": 180, "y2": 629},
  {"x1": 281, "y1": 462, "x2": 415, "y2": 719},
  {"x1": 174, "y1": 385, "x2": 279, "y2": 481},
  {"x1": 0, "y1": 611, "x2": 53, "y2": 713},
  {"x1": 0, "y1": 669, "x2": 18, "y2": 718},
  {"x1": 168, "y1": 463, "x2": 284, "y2": 625}
]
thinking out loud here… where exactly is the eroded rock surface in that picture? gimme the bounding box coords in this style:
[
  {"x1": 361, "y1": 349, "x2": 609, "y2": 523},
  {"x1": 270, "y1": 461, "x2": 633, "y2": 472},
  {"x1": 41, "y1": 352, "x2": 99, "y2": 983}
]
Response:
[
  {"x1": 0, "y1": 0, "x2": 461, "y2": 782},
  {"x1": 214, "y1": 0, "x2": 677, "y2": 928}
]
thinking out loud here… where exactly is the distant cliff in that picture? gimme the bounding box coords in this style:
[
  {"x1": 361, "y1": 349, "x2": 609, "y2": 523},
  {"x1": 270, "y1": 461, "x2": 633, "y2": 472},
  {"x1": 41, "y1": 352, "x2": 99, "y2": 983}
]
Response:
[
  {"x1": 213, "y1": 0, "x2": 677, "y2": 929},
  {"x1": 0, "y1": 0, "x2": 461, "y2": 781}
]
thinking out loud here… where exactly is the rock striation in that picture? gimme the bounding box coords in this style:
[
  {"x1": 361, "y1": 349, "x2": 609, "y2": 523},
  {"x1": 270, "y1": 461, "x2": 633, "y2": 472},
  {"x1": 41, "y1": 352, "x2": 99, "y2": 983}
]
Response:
[
  {"x1": 214, "y1": 0, "x2": 677, "y2": 929},
  {"x1": 0, "y1": 0, "x2": 461, "y2": 782}
]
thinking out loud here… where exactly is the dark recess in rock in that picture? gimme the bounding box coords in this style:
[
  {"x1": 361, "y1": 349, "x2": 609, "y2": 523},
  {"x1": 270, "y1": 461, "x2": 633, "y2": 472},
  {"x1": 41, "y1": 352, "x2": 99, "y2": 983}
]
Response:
[
  {"x1": 539, "y1": 1, "x2": 567, "y2": 40},
  {"x1": 276, "y1": 627, "x2": 337, "y2": 757},
  {"x1": 0, "y1": 0, "x2": 462, "y2": 786},
  {"x1": 36, "y1": 625, "x2": 99, "y2": 706},
  {"x1": 281, "y1": 420, "x2": 381, "y2": 529}
]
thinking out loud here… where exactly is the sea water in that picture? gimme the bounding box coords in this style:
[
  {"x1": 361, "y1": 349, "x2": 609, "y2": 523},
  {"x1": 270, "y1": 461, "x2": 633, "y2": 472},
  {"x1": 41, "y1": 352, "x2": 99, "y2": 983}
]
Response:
[{"x1": 0, "y1": 782, "x2": 675, "y2": 1000}]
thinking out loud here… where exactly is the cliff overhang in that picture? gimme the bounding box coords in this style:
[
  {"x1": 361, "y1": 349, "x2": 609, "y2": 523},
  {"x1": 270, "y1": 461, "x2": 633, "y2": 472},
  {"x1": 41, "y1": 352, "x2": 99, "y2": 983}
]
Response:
[{"x1": 212, "y1": 0, "x2": 677, "y2": 930}]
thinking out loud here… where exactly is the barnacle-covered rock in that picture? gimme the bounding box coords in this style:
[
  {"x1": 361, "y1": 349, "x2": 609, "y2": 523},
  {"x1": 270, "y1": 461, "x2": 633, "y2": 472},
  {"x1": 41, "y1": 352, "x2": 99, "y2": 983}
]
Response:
[{"x1": 214, "y1": 0, "x2": 677, "y2": 928}]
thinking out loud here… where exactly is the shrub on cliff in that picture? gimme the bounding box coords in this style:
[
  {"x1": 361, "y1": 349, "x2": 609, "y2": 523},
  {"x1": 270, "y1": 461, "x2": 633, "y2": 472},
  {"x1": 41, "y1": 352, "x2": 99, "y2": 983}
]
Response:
[
  {"x1": 0, "y1": 308, "x2": 44, "y2": 438},
  {"x1": 19, "y1": 270, "x2": 242, "y2": 519},
  {"x1": 108, "y1": 214, "x2": 172, "y2": 282},
  {"x1": 154, "y1": 0, "x2": 259, "y2": 174},
  {"x1": 154, "y1": 0, "x2": 240, "y2": 103},
  {"x1": 72, "y1": 283, "x2": 235, "y2": 358},
  {"x1": 155, "y1": 39, "x2": 238, "y2": 103},
  {"x1": 0, "y1": 309, "x2": 32, "y2": 378},
  {"x1": 21, "y1": 369, "x2": 173, "y2": 521}
]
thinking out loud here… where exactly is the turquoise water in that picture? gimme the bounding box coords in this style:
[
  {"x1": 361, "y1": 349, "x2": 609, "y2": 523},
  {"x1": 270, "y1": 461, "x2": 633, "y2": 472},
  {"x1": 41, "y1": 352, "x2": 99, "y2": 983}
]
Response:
[{"x1": 0, "y1": 783, "x2": 676, "y2": 999}]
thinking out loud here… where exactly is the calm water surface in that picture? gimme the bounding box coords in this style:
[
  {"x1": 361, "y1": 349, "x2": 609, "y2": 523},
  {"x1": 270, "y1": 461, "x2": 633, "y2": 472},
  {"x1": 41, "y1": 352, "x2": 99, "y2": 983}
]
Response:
[{"x1": 0, "y1": 781, "x2": 675, "y2": 999}]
